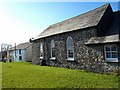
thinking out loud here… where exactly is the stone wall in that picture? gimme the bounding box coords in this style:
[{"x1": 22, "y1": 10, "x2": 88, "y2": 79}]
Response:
[
  {"x1": 45, "y1": 27, "x2": 97, "y2": 69},
  {"x1": 25, "y1": 45, "x2": 32, "y2": 62},
  {"x1": 32, "y1": 27, "x2": 119, "y2": 74},
  {"x1": 86, "y1": 44, "x2": 119, "y2": 74},
  {"x1": 32, "y1": 41, "x2": 40, "y2": 64}
]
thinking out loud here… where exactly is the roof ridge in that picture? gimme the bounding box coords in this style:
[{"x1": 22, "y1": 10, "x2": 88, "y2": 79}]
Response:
[
  {"x1": 48, "y1": 3, "x2": 110, "y2": 29},
  {"x1": 36, "y1": 3, "x2": 111, "y2": 39}
]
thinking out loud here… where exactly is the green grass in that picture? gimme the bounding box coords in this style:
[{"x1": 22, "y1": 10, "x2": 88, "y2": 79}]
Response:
[
  {"x1": 0, "y1": 62, "x2": 2, "y2": 90},
  {"x1": 2, "y1": 62, "x2": 119, "y2": 88}
]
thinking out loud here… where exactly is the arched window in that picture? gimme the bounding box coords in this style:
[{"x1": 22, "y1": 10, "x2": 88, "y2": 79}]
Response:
[
  {"x1": 51, "y1": 40, "x2": 55, "y2": 58},
  {"x1": 66, "y1": 36, "x2": 74, "y2": 61},
  {"x1": 40, "y1": 43, "x2": 43, "y2": 58}
]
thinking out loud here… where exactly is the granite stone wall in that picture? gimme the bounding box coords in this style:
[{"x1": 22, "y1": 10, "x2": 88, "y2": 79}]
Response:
[
  {"x1": 32, "y1": 41, "x2": 40, "y2": 64},
  {"x1": 32, "y1": 27, "x2": 119, "y2": 74},
  {"x1": 25, "y1": 45, "x2": 32, "y2": 62}
]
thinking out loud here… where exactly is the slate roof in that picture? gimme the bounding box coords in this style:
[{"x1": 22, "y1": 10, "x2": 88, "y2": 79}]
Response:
[
  {"x1": 9, "y1": 42, "x2": 31, "y2": 51},
  {"x1": 85, "y1": 34, "x2": 120, "y2": 45},
  {"x1": 36, "y1": 4, "x2": 110, "y2": 39}
]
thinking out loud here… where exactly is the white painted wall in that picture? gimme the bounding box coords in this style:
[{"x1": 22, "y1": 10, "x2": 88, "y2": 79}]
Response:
[{"x1": 9, "y1": 49, "x2": 26, "y2": 62}]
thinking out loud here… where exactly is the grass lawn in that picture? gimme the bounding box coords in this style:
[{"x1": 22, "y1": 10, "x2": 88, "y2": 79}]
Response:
[
  {"x1": 2, "y1": 62, "x2": 119, "y2": 88},
  {"x1": 0, "y1": 62, "x2": 2, "y2": 90}
]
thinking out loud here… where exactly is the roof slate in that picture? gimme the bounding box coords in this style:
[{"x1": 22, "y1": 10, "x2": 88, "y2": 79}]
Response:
[
  {"x1": 9, "y1": 42, "x2": 31, "y2": 51},
  {"x1": 36, "y1": 4, "x2": 110, "y2": 39},
  {"x1": 85, "y1": 34, "x2": 120, "y2": 45}
]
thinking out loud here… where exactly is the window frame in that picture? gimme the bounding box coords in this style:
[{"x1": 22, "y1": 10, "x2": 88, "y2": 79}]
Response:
[
  {"x1": 66, "y1": 36, "x2": 74, "y2": 61},
  {"x1": 104, "y1": 44, "x2": 118, "y2": 62},
  {"x1": 50, "y1": 40, "x2": 56, "y2": 60},
  {"x1": 40, "y1": 42, "x2": 44, "y2": 59}
]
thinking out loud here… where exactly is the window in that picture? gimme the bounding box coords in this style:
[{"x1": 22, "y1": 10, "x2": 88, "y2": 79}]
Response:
[
  {"x1": 40, "y1": 43, "x2": 43, "y2": 58},
  {"x1": 66, "y1": 36, "x2": 74, "y2": 61},
  {"x1": 104, "y1": 45, "x2": 118, "y2": 62},
  {"x1": 19, "y1": 56, "x2": 22, "y2": 60},
  {"x1": 19, "y1": 49, "x2": 21, "y2": 55},
  {"x1": 50, "y1": 40, "x2": 55, "y2": 59}
]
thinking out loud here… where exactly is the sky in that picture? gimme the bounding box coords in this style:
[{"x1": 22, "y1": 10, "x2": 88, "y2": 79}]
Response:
[{"x1": 0, "y1": 2, "x2": 119, "y2": 48}]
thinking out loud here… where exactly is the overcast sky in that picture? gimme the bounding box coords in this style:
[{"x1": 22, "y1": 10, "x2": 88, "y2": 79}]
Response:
[{"x1": 0, "y1": 2, "x2": 118, "y2": 48}]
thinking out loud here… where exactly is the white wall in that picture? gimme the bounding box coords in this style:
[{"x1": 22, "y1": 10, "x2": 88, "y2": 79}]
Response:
[{"x1": 9, "y1": 49, "x2": 26, "y2": 62}]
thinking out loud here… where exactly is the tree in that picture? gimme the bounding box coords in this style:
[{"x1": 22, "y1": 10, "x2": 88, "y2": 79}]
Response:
[
  {"x1": 0, "y1": 43, "x2": 12, "y2": 52},
  {"x1": 0, "y1": 43, "x2": 12, "y2": 61}
]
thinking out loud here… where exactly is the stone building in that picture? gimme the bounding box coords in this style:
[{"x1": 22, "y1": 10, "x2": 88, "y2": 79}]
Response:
[{"x1": 31, "y1": 4, "x2": 120, "y2": 73}]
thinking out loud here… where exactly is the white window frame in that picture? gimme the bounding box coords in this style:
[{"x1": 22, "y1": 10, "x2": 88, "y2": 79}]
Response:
[
  {"x1": 66, "y1": 36, "x2": 74, "y2": 61},
  {"x1": 40, "y1": 43, "x2": 43, "y2": 59},
  {"x1": 104, "y1": 44, "x2": 118, "y2": 62},
  {"x1": 50, "y1": 40, "x2": 56, "y2": 60}
]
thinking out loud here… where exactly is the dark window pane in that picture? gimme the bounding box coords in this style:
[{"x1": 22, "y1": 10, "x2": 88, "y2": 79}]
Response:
[
  {"x1": 106, "y1": 52, "x2": 111, "y2": 58},
  {"x1": 19, "y1": 49, "x2": 21, "y2": 55},
  {"x1": 111, "y1": 46, "x2": 117, "y2": 51},
  {"x1": 19, "y1": 56, "x2": 22, "y2": 60},
  {"x1": 52, "y1": 48, "x2": 55, "y2": 57},
  {"x1": 105, "y1": 46, "x2": 110, "y2": 51},
  {"x1": 112, "y1": 52, "x2": 118, "y2": 58},
  {"x1": 52, "y1": 53, "x2": 55, "y2": 57},
  {"x1": 68, "y1": 50, "x2": 73, "y2": 58}
]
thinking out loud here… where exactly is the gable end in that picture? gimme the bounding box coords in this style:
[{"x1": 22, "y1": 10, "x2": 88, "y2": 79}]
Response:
[{"x1": 96, "y1": 4, "x2": 113, "y2": 37}]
